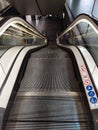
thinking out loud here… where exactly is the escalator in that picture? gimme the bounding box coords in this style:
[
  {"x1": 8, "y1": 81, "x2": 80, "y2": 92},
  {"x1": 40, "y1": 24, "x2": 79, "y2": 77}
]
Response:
[
  {"x1": 3, "y1": 44, "x2": 91, "y2": 130},
  {"x1": 1, "y1": 15, "x2": 98, "y2": 130}
]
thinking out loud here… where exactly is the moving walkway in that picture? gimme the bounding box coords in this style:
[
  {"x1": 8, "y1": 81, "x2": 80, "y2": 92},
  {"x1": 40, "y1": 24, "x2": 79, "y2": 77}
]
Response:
[{"x1": 0, "y1": 14, "x2": 98, "y2": 130}]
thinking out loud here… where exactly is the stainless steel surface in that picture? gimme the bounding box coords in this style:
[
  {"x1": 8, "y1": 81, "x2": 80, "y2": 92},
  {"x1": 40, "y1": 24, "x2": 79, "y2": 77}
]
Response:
[{"x1": 17, "y1": 91, "x2": 79, "y2": 97}]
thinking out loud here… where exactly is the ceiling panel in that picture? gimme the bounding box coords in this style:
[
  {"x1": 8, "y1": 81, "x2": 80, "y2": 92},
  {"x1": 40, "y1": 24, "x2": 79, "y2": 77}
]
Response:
[{"x1": 7, "y1": 0, "x2": 41, "y2": 15}]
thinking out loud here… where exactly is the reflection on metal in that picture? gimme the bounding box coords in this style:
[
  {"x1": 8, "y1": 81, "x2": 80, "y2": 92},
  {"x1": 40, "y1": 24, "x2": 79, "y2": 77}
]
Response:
[
  {"x1": 11, "y1": 23, "x2": 41, "y2": 38},
  {"x1": 17, "y1": 91, "x2": 79, "y2": 97}
]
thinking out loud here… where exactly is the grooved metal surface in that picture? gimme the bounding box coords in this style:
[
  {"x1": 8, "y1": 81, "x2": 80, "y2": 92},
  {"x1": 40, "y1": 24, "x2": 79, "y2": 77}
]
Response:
[
  {"x1": 19, "y1": 45, "x2": 79, "y2": 92},
  {"x1": 5, "y1": 96, "x2": 90, "y2": 130},
  {"x1": 5, "y1": 122, "x2": 90, "y2": 130},
  {"x1": 4, "y1": 45, "x2": 91, "y2": 130},
  {"x1": 5, "y1": 96, "x2": 87, "y2": 121}
]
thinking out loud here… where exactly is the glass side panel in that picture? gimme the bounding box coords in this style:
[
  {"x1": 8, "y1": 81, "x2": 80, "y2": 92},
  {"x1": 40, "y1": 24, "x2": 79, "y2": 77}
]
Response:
[
  {"x1": 60, "y1": 21, "x2": 98, "y2": 65},
  {"x1": 0, "y1": 23, "x2": 45, "y2": 57}
]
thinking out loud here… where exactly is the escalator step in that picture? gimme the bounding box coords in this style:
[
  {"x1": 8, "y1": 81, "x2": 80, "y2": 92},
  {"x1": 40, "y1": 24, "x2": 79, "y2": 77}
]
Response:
[{"x1": 4, "y1": 45, "x2": 91, "y2": 130}]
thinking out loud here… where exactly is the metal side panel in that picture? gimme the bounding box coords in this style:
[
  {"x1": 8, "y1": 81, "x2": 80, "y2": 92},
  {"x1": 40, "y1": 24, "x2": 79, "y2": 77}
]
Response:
[
  {"x1": 77, "y1": 46, "x2": 98, "y2": 93},
  {"x1": 0, "y1": 46, "x2": 24, "y2": 74},
  {"x1": 57, "y1": 44, "x2": 98, "y2": 110},
  {"x1": 0, "y1": 46, "x2": 24, "y2": 91},
  {"x1": 57, "y1": 43, "x2": 98, "y2": 130}
]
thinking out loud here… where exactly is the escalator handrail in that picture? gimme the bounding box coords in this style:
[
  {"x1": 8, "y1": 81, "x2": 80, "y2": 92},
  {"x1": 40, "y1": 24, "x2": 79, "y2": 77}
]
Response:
[
  {"x1": 57, "y1": 14, "x2": 98, "y2": 40},
  {"x1": 0, "y1": 16, "x2": 47, "y2": 41}
]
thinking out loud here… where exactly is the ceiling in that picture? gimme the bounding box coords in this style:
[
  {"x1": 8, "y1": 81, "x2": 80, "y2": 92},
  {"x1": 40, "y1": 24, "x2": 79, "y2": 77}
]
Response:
[{"x1": 7, "y1": 0, "x2": 65, "y2": 15}]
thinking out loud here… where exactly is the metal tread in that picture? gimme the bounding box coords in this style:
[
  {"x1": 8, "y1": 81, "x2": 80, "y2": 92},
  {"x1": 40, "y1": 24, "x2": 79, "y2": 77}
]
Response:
[
  {"x1": 5, "y1": 122, "x2": 90, "y2": 130},
  {"x1": 5, "y1": 96, "x2": 88, "y2": 121},
  {"x1": 19, "y1": 45, "x2": 79, "y2": 92}
]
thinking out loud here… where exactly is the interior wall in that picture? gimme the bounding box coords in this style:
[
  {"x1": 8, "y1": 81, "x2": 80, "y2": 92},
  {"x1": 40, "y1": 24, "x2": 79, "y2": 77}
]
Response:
[{"x1": 66, "y1": 0, "x2": 96, "y2": 18}]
